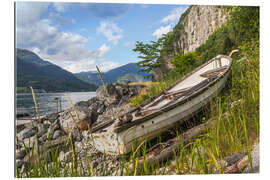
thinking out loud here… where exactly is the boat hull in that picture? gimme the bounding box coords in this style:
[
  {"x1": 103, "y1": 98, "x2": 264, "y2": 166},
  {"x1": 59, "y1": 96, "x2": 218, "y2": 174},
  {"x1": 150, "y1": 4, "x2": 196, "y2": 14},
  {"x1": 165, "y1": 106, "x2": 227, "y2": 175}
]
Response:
[{"x1": 92, "y1": 55, "x2": 232, "y2": 154}]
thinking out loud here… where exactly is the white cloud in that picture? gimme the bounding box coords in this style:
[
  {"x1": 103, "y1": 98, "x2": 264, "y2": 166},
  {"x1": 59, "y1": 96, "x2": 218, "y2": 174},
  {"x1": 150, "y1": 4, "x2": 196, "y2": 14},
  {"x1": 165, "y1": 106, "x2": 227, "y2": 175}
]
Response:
[
  {"x1": 97, "y1": 21, "x2": 123, "y2": 45},
  {"x1": 91, "y1": 44, "x2": 110, "y2": 59},
  {"x1": 16, "y1": 2, "x2": 121, "y2": 73},
  {"x1": 152, "y1": 6, "x2": 188, "y2": 39},
  {"x1": 52, "y1": 2, "x2": 70, "y2": 13},
  {"x1": 63, "y1": 58, "x2": 96, "y2": 73},
  {"x1": 99, "y1": 61, "x2": 122, "y2": 72},
  {"x1": 49, "y1": 12, "x2": 76, "y2": 27},
  {"x1": 16, "y1": 2, "x2": 49, "y2": 26},
  {"x1": 152, "y1": 25, "x2": 172, "y2": 39},
  {"x1": 161, "y1": 7, "x2": 188, "y2": 24}
]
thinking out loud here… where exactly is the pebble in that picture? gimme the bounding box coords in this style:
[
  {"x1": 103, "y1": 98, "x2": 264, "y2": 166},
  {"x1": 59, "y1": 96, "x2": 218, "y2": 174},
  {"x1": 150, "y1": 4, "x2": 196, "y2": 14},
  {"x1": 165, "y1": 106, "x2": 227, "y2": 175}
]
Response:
[
  {"x1": 16, "y1": 149, "x2": 26, "y2": 159},
  {"x1": 59, "y1": 151, "x2": 65, "y2": 162},
  {"x1": 53, "y1": 130, "x2": 63, "y2": 140},
  {"x1": 16, "y1": 159, "x2": 23, "y2": 168}
]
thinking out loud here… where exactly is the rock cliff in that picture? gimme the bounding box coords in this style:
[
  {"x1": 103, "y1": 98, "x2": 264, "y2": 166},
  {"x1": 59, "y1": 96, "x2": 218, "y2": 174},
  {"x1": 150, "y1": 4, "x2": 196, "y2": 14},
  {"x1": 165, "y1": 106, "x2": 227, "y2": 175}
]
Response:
[{"x1": 154, "y1": 5, "x2": 229, "y2": 80}]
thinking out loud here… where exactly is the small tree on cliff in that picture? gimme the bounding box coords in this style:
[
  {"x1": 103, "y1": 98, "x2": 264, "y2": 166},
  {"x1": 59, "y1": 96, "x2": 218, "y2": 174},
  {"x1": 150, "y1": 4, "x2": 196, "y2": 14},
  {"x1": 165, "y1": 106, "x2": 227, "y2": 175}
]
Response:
[{"x1": 133, "y1": 40, "x2": 162, "y2": 79}]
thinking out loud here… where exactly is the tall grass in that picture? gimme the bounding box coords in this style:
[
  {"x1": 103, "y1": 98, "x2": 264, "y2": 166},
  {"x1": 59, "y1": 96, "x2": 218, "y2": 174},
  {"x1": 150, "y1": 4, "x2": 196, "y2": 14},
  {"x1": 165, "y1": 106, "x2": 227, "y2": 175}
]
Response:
[{"x1": 17, "y1": 38, "x2": 259, "y2": 177}]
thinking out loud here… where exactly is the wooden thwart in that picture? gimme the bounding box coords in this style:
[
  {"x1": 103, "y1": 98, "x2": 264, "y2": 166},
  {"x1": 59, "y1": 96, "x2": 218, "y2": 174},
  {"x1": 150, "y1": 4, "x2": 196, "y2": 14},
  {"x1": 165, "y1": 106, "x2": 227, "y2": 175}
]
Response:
[{"x1": 200, "y1": 66, "x2": 229, "y2": 78}]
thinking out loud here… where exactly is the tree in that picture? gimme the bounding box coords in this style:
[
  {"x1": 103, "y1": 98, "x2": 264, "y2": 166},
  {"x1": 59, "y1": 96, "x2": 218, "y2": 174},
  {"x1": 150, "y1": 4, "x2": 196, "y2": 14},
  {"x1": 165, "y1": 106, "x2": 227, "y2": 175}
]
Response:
[{"x1": 133, "y1": 39, "x2": 164, "y2": 78}]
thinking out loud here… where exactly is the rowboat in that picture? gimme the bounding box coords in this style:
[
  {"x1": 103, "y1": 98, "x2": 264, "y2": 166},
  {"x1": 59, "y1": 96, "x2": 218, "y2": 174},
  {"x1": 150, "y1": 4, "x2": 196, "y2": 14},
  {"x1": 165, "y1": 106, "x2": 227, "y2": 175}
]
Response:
[{"x1": 91, "y1": 54, "x2": 233, "y2": 155}]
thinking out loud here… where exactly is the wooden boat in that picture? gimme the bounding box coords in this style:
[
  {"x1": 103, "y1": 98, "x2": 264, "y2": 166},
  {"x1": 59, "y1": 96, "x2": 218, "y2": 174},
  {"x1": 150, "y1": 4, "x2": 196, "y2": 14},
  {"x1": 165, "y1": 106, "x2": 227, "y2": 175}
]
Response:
[{"x1": 91, "y1": 55, "x2": 232, "y2": 155}]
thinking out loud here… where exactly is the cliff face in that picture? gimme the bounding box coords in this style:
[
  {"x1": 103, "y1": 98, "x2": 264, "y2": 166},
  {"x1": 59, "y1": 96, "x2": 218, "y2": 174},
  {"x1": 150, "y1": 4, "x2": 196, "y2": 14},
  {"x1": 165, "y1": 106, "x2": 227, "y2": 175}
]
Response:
[{"x1": 154, "y1": 5, "x2": 229, "y2": 80}]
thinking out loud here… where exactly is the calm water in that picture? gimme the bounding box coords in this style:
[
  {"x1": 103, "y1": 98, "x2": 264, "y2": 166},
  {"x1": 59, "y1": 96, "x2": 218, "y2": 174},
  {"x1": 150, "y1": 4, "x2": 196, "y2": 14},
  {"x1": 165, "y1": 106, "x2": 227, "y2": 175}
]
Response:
[{"x1": 16, "y1": 92, "x2": 96, "y2": 116}]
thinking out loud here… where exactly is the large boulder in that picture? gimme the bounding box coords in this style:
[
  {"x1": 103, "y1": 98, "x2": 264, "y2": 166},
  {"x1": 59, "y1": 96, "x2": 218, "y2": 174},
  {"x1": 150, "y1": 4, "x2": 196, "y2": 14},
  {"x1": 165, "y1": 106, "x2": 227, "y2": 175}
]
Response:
[
  {"x1": 59, "y1": 108, "x2": 90, "y2": 133},
  {"x1": 16, "y1": 127, "x2": 36, "y2": 140},
  {"x1": 96, "y1": 83, "x2": 145, "y2": 106}
]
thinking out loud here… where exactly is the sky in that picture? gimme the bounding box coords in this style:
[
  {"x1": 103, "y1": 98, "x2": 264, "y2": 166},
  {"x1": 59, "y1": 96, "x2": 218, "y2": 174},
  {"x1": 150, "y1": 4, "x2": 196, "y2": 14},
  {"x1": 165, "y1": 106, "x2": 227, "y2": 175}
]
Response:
[{"x1": 16, "y1": 2, "x2": 189, "y2": 73}]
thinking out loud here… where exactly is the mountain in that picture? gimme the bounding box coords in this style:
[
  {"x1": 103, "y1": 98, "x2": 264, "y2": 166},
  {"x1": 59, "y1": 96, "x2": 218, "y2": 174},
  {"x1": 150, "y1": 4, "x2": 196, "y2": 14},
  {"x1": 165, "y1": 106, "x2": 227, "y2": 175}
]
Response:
[
  {"x1": 117, "y1": 73, "x2": 145, "y2": 83},
  {"x1": 75, "y1": 63, "x2": 151, "y2": 86},
  {"x1": 16, "y1": 48, "x2": 97, "y2": 93}
]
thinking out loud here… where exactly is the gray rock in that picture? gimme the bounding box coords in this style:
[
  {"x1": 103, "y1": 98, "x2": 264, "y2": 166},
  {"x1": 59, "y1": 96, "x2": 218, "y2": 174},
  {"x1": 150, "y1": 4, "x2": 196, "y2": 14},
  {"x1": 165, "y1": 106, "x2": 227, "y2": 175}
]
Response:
[
  {"x1": 89, "y1": 100, "x2": 104, "y2": 112},
  {"x1": 96, "y1": 115, "x2": 111, "y2": 124},
  {"x1": 226, "y1": 153, "x2": 245, "y2": 166},
  {"x1": 16, "y1": 128, "x2": 28, "y2": 140},
  {"x1": 88, "y1": 109, "x2": 98, "y2": 124},
  {"x1": 59, "y1": 151, "x2": 65, "y2": 162},
  {"x1": 47, "y1": 126, "x2": 54, "y2": 139},
  {"x1": 75, "y1": 141, "x2": 82, "y2": 151},
  {"x1": 51, "y1": 120, "x2": 60, "y2": 132},
  {"x1": 243, "y1": 143, "x2": 259, "y2": 173},
  {"x1": 37, "y1": 124, "x2": 48, "y2": 137},
  {"x1": 75, "y1": 100, "x2": 89, "y2": 108},
  {"x1": 64, "y1": 151, "x2": 73, "y2": 162},
  {"x1": 16, "y1": 159, "x2": 23, "y2": 168},
  {"x1": 97, "y1": 104, "x2": 106, "y2": 114},
  {"x1": 79, "y1": 150, "x2": 87, "y2": 158},
  {"x1": 53, "y1": 130, "x2": 63, "y2": 139},
  {"x1": 22, "y1": 128, "x2": 36, "y2": 139},
  {"x1": 96, "y1": 84, "x2": 120, "y2": 103},
  {"x1": 92, "y1": 161, "x2": 98, "y2": 168},
  {"x1": 119, "y1": 95, "x2": 129, "y2": 105},
  {"x1": 72, "y1": 128, "x2": 82, "y2": 142},
  {"x1": 21, "y1": 135, "x2": 38, "y2": 149},
  {"x1": 59, "y1": 108, "x2": 90, "y2": 134},
  {"x1": 87, "y1": 97, "x2": 99, "y2": 106},
  {"x1": 46, "y1": 113, "x2": 60, "y2": 123},
  {"x1": 20, "y1": 164, "x2": 26, "y2": 174},
  {"x1": 16, "y1": 149, "x2": 26, "y2": 159},
  {"x1": 39, "y1": 134, "x2": 47, "y2": 142}
]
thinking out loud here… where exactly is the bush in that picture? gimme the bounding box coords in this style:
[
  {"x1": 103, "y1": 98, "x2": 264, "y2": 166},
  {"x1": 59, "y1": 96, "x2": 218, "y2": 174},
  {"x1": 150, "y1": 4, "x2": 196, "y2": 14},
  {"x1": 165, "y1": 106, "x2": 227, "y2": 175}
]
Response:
[{"x1": 171, "y1": 50, "x2": 198, "y2": 75}]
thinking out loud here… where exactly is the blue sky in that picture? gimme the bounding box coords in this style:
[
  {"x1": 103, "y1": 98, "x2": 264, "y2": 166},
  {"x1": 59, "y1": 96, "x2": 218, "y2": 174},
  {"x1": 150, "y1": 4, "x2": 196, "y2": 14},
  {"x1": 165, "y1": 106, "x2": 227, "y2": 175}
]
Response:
[{"x1": 16, "y1": 2, "x2": 189, "y2": 73}]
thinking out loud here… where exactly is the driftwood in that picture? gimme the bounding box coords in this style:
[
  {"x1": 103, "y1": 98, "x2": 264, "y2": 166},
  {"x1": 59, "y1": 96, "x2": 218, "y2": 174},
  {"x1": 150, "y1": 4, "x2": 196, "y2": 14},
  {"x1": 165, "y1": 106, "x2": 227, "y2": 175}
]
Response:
[{"x1": 128, "y1": 112, "x2": 229, "y2": 172}]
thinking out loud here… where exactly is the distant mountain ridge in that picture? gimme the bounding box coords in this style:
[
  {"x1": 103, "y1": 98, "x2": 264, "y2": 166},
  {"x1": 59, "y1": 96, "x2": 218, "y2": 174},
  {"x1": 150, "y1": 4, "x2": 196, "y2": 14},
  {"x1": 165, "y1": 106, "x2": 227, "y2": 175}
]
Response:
[
  {"x1": 16, "y1": 48, "x2": 97, "y2": 93},
  {"x1": 75, "y1": 63, "x2": 151, "y2": 86}
]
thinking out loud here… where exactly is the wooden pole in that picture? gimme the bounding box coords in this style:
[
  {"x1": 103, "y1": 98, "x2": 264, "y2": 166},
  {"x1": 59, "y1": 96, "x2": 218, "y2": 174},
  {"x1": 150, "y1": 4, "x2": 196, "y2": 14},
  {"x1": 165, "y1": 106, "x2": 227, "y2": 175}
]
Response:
[{"x1": 96, "y1": 65, "x2": 109, "y2": 96}]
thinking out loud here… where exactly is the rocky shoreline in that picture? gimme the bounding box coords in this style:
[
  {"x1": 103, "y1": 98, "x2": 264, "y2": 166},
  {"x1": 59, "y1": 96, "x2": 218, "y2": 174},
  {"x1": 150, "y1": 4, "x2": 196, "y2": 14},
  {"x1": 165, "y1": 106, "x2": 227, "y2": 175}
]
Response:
[
  {"x1": 16, "y1": 82, "x2": 259, "y2": 176},
  {"x1": 16, "y1": 83, "x2": 146, "y2": 175}
]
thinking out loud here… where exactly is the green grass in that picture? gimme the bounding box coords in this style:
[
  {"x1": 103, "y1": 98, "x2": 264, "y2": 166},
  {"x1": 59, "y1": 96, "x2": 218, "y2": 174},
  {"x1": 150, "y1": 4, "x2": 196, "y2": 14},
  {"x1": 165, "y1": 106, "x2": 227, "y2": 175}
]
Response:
[{"x1": 16, "y1": 39, "x2": 259, "y2": 176}]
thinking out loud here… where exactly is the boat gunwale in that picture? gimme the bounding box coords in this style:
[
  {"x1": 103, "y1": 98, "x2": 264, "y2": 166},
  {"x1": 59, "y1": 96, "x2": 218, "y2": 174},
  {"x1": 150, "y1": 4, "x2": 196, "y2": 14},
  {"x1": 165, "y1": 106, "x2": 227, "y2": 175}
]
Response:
[{"x1": 114, "y1": 55, "x2": 232, "y2": 133}]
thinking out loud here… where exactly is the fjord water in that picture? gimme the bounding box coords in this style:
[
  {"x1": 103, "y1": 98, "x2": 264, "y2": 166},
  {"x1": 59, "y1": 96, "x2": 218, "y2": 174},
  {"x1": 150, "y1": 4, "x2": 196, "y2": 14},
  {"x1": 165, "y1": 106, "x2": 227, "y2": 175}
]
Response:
[{"x1": 16, "y1": 92, "x2": 96, "y2": 116}]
